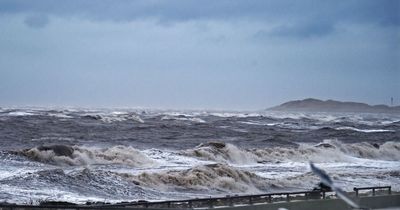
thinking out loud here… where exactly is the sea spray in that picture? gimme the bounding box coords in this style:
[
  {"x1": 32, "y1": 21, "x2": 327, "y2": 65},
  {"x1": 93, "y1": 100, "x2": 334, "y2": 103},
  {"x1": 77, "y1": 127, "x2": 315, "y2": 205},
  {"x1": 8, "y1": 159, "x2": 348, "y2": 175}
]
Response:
[
  {"x1": 122, "y1": 163, "x2": 270, "y2": 193},
  {"x1": 183, "y1": 142, "x2": 259, "y2": 164},
  {"x1": 17, "y1": 145, "x2": 156, "y2": 166},
  {"x1": 182, "y1": 140, "x2": 400, "y2": 164}
]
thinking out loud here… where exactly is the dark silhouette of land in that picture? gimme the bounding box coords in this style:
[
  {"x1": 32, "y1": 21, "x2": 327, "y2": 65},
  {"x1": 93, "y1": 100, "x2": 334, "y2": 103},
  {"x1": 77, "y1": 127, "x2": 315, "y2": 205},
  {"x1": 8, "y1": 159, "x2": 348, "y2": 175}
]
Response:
[{"x1": 268, "y1": 98, "x2": 400, "y2": 113}]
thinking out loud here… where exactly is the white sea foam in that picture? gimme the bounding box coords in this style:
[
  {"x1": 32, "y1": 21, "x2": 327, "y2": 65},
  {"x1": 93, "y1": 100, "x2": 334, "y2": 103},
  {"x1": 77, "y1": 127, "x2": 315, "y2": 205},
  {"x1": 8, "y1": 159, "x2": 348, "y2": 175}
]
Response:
[
  {"x1": 77, "y1": 111, "x2": 144, "y2": 123},
  {"x1": 30, "y1": 137, "x2": 76, "y2": 142},
  {"x1": 0, "y1": 168, "x2": 40, "y2": 180},
  {"x1": 263, "y1": 111, "x2": 400, "y2": 127},
  {"x1": 7, "y1": 111, "x2": 36, "y2": 116},
  {"x1": 252, "y1": 139, "x2": 400, "y2": 162},
  {"x1": 207, "y1": 112, "x2": 262, "y2": 118},
  {"x1": 239, "y1": 121, "x2": 266, "y2": 126},
  {"x1": 99, "y1": 114, "x2": 144, "y2": 123},
  {"x1": 380, "y1": 120, "x2": 400, "y2": 125},
  {"x1": 143, "y1": 148, "x2": 213, "y2": 167},
  {"x1": 263, "y1": 111, "x2": 307, "y2": 120},
  {"x1": 161, "y1": 115, "x2": 206, "y2": 123},
  {"x1": 240, "y1": 120, "x2": 321, "y2": 130},
  {"x1": 2, "y1": 109, "x2": 400, "y2": 204},
  {"x1": 184, "y1": 142, "x2": 259, "y2": 164},
  {"x1": 20, "y1": 145, "x2": 156, "y2": 167},
  {"x1": 125, "y1": 164, "x2": 269, "y2": 194},
  {"x1": 335, "y1": 126, "x2": 395, "y2": 133},
  {"x1": 184, "y1": 140, "x2": 400, "y2": 165},
  {"x1": 47, "y1": 113, "x2": 73, "y2": 118},
  {"x1": 5, "y1": 140, "x2": 400, "y2": 204}
]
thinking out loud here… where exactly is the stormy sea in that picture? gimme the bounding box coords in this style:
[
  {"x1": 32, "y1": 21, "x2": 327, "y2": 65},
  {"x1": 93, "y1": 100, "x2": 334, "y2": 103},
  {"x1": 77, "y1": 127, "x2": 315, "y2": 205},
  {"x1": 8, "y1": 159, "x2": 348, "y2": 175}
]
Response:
[{"x1": 0, "y1": 108, "x2": 399, "y2": 204}]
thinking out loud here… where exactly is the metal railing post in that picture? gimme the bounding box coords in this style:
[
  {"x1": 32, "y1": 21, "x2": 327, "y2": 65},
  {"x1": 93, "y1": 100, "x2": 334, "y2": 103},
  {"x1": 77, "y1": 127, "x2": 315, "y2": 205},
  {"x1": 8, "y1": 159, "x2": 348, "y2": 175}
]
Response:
[
  {"x1": 208, "y1": 199, "x2": 214, "y2": 208},
  {"x1": 229, "y1": 197, "x2": 233, "y2": 206},
  {"x1": 7, "y1": 185, "x2": 389, "y2": 209},
  {"x1": 354, "y1": 188, "x2": 359, "y2": 197}
]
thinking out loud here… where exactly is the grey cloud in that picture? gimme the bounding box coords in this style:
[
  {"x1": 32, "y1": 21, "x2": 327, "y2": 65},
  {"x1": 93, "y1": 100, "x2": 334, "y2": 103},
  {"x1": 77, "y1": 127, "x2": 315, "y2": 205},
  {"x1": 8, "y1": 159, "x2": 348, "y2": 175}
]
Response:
[
  {"x1": 269, "y1": 21, "x2": 335, "y2": 39},
  {"x1": 0, "y1": 0, "x2": 398, "y2": 27},
  {"x1": 0, "y1": 1, "x2": 398, "y2": 109},
  {"x1": 24, "y1": 14, "x2": 49, "y2": 28},
  {"x1": 338, "y1": 0, "x2": 400, "y2": 27}
]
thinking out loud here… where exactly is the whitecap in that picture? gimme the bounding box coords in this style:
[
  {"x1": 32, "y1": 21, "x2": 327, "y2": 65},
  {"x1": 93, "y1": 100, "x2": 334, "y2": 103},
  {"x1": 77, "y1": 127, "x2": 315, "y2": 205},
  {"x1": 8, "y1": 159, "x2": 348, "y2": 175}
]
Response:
[
  {"x1": 7, "y1": 111, "x2": 35, "y2": 116},
  {"x1": 336, "y1": 126, "x2": 395, "y2": 133},
  {"x1": 18, "y1": 145, "x2": 156, "y2": 167}
]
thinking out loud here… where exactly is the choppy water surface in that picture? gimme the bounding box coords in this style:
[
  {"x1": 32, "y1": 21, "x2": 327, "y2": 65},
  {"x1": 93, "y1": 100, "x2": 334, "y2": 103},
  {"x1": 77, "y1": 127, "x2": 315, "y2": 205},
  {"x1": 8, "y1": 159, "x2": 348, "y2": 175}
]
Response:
[{"x1": 0, "y1": 108, "x2": 399, "y2": 204}]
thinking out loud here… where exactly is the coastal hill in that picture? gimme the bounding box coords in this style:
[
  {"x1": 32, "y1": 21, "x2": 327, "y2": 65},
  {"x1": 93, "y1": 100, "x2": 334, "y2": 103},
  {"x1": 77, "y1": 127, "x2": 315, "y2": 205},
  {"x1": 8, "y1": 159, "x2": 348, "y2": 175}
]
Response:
[{"x1": 268, "y1": 98, "x2": 400, "y2": 113}]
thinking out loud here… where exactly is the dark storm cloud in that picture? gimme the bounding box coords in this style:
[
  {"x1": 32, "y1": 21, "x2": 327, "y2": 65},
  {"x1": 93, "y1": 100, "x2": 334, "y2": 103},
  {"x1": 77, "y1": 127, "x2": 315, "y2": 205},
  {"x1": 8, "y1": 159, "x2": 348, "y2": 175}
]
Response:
[
  {"x1": 0, "y1": 0, "x2": 398, "y2": 25},
  {"x1": 269, "y1": 21, "x2": 336, "y2": 39},
  {"x1": 0, "y1": 0, "x2": 398, "y2": 109},
  {"x1": 24, "y1": 14, "x2": 49, "y2": 28}
]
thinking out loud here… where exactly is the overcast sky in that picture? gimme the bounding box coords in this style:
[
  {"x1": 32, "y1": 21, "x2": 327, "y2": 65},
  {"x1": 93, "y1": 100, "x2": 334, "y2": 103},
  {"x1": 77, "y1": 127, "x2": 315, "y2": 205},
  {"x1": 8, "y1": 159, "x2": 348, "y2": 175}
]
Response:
[{"x1": 0, "y1": 0, "x2": 399, "y2": 110}]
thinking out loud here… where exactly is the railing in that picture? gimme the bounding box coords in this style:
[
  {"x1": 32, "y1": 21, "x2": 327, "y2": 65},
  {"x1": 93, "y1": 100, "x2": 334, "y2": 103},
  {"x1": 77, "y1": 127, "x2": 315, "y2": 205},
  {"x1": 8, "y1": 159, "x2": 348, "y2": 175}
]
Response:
[
  {"x1": 105, "y1": 189, "x2": 333, "y2": 208},
  {"x1": 108, "y1": 186, "x2": 393, "y2": 209},
  {"x1": 353, "y1": 186, "x2": 391, "y2": 197},
  {"x1": 0, "y1": 186, "x2": 393, "y2": 209}
]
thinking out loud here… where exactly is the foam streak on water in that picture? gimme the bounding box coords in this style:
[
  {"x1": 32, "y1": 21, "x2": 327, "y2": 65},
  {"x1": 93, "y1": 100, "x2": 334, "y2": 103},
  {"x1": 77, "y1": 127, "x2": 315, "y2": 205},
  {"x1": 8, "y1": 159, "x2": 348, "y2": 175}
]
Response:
[{"x1": 0, "y1": 108, "x2": 399, "y2": 204}]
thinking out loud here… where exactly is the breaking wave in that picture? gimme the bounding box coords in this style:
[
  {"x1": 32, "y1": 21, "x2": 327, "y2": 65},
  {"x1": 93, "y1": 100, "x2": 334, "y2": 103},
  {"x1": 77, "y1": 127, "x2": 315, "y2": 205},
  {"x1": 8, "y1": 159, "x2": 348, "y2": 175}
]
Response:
[
  {"x1": 124, "y1": 164, "x2": 270, "y2": 194},
  {"x1": 335, "y1": 127, "x2": 395, "y2": 133},
  {"x1": 184, "y1": 140, "x2": 400, "y2": 164},
  {"x1": 0, "y1": 168, "x2": 166, "y2": 203},
  {"x1": 183, "y1": 142, "x2": 259, "y2": 164},
  {"x1": 16, "y1": 145, "x2": 155, "y2": 166},
  {"x1": 81, "y1": 113, "x2": 144, "y2": 123},
  {"x1": 6, "y1": 111, "x2": 36, "y2": 116},
  {"x1": 252, "y1": 140, "x2": 400, "y2": 162},
  {"x1": 161, "y1": 115, "x2": 206, "y2": 123}
]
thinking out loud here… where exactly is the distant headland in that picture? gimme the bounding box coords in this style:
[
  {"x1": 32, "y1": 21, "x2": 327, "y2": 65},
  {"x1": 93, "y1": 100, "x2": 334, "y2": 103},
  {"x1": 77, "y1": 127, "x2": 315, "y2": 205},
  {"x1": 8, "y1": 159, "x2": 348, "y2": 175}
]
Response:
[{"x1": 268, "y1": 98, "x2": 400, "y2": 113}]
